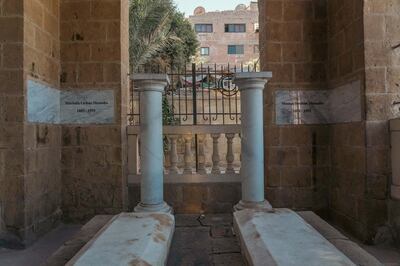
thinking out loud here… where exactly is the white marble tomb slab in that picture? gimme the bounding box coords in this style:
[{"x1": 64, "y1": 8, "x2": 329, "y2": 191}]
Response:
[
  {"x1": 60, "y1": 90, "x2": 115, "y2": 124},
  {"x1": 276, "y1": 81, "x2": 362, "y2": 125},
  {"x1": 27, "y1": 80, "x2": 60, "y2": 123},
  {"x1": 234, "y1": 209, "x2": 356, "y2": 266},
  {"x1": 67, "y1": 212, "x2": 175, "y2": 266}
]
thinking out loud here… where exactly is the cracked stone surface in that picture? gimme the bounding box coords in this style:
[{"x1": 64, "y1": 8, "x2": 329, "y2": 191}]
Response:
[{"x1": 167, "y1": 214, "x2": 245, "y2": 266}]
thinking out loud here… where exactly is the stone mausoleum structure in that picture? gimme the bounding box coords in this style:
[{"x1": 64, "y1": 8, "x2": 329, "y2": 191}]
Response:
[{"x1": 0, "y1": 0, "x2": 400, "y2": 264}]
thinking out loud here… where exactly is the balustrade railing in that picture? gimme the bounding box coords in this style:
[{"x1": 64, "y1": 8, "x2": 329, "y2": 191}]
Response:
[{"x1": 127, "y1": 125, "x2": 241, "y2": 183}]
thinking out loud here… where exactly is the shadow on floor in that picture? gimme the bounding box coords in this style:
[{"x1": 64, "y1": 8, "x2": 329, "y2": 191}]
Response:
[{"x1": 0, "y1": 224, "x2": 81, "y2": 266}]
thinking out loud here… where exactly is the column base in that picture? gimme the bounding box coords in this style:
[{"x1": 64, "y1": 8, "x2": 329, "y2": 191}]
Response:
[
  {"x1": 234, "y1": 200, "x2": 273, "y2": 212},
  {"x1": 134, "y1": 201, "x2": 173, "y2": 214}
]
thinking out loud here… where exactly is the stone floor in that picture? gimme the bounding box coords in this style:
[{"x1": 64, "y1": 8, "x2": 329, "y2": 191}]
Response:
[
  {"x1": 168, "y1": 214, "x2": 245, "y2": 266},
  {"x1": 0, "y1": 214, "x2": 399, "y2": 266}
]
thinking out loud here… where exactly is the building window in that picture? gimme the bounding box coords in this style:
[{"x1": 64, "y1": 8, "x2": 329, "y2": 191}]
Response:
[
  {"x1": 195, "y1": 24, "x2": 213, "y2": 33},
  {"x1": 254, "y1": 45, "x2": 259, "y2": 53},
  {"x1": 254, "y1": 23, "x2": 259, "y2": 32},
  {"x1": 200, "y1": 47, "x2": 210, "y2": 56},
  {"x1": 225, "y1": 24, "x2": 246, "y2": 33},
  {"x1": 228, "y1": 45, "x2": 244, "y2": 55}
]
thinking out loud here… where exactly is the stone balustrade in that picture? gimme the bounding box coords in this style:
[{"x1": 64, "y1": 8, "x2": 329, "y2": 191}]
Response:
[
  {"x1": 131, "y1": 71, "x2": 272, "y2": 213},
  {"x1": 127, "y1": 125, "x2": 241, "y2": 184}
]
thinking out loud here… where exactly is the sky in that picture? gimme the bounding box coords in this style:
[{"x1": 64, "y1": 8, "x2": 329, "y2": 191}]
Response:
[{"x1": 174, "y1": 0, "x2": 249, "y2": 17}]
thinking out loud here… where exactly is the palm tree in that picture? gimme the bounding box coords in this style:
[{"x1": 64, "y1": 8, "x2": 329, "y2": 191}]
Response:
[{"x1": 129, "y1": 0, "x2": 178, "y2": 72}]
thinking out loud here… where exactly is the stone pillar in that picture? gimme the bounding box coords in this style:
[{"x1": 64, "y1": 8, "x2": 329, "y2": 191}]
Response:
[
  {"x1": 390, "y1": 119, "x2": 400, "y2": 200},
  {"x1": 234, "y1": 72, "x2": 273, "y2": 211},
  {"x1": 133, "y1": 74, "x2": 172, "y2": 213}
]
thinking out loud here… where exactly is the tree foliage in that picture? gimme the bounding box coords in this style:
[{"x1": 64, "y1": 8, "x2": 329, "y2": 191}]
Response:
[{"x1": 129, "y1": 0, "x2": 198, "y2": 72}]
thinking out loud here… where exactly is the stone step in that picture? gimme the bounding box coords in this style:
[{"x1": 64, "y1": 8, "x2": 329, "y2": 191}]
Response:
[
  {"x1": 297, "y1": 211, "x2": 383, "y2": 266},
  {"x1": 66, "y1": 213, "x2": 175, "y2": 266},
  {"x1": 233, "y1": 209, "x2": 383, "y2": 266}
]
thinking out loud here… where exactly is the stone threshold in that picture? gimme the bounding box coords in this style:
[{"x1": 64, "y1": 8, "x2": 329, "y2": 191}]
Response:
[{"x1": 233, "y1": 209, "x2": 383, "y2": 266}]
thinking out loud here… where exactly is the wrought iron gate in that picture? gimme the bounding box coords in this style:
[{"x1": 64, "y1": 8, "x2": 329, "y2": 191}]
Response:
[{"x1": 128, "y1": 63, "x2": 257, "y2": 171}]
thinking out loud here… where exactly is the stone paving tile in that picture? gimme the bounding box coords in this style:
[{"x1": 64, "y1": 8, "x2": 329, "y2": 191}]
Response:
[
  {"x1": 168, "y1": 214, "x2": 245, "y2": 266},
  {"x1": 170, "y1": 227, "x2": 212, "y2": 252},
  {"x1": 175, "y1": 214, "x2": 202, "y2": 227},
  {"x1": 211, "y1": 225, "x2": 234, "y2": 238},
  {"x1": 212, "y1": 253, "x2": 245, "y2": 266},
  {"x1": 199, "y1": 214, "x2": 233, "y2": 226},
  {"x1": 212, "y1": 238, "x2": 241, "y2": 253}
]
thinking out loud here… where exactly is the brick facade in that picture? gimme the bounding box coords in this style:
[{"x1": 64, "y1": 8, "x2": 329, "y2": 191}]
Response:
[{"x1": 188, "y1": 3, "x2": 259, "y2": 65}]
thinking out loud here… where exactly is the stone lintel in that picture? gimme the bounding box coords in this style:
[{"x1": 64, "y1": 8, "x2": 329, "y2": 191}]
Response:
[
  {"x1": 233, "y1": 209, "x2": 356, "y2": 266},
  {"x1": 67, "y1": 212, "x2": 175, "y2": 266}
]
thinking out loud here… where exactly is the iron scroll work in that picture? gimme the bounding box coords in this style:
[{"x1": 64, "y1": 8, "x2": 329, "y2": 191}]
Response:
[{"x1": 128, "y1": 63, "x2": 258, "y2": 126}]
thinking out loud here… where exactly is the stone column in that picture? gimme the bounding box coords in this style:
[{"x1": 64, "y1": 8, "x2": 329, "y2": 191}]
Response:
[
  {"x1": 234, "y1": 72, "x2": 273, "y2": 211},
  {"x1": 133, "y1": 74, "x2": 172, "y2": 213}
]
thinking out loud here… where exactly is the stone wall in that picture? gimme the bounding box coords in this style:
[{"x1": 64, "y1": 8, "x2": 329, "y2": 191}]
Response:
[
  {"x1": 259, "y1": 0, "x2": 331, "y2": 214},
  {"x1": 260, "y1": 0, "x2": 400, "y2": 242},
  {"x1": 59, "y1": 0, "x2": 129, "y2": 221},
  {"x1": 0, "y1": 0, "x2": 129, "y2": 245},
  {"x1": 327, "y1": 0, "x2": 370, "y2": 240},
  {"x1": 0, "y1": 0, "x2": 25, "y2": 244},
  {"x1": 0, "y1": 0, "x2": 62, "y2": 246},
  {"x1": 23, "y1": 0, "x2": 62, "y2": 243},
  {"x1": 363, "y1": 0, "x2": 400, "y2": 244}
]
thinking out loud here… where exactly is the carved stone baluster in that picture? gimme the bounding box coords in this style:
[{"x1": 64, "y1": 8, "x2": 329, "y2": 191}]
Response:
[
  {"x1": 197, "y1": 135, "x2": 206, "y2": 174},
  {"x1": 169, "y1": 135, "x2": 179, "y2": 174},
  {"x1": 183, "y1": 135, "x2": 193, "y2": 174},
  {"x1": 211, "y1": 133, "x2": 221, "y2": 174},
  {"x1": 226, "y1": 133, "x2": 235, "y2": 174}
]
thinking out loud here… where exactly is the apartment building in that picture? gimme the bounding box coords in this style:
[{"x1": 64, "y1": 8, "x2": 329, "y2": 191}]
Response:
[{"x1": 188, "y1": 2, "x2": 259, "y2": 66}]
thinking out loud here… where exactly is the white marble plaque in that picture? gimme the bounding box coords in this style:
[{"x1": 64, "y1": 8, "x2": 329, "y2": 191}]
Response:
[
  {"x1": 60, "y1": 90, "x2": 115, "y2": 124},
  {"x1": 27, "y1": 79, "x2": 115, "y2": 124},
  {"x1": 276, "y1": 81, "x2": 362, "y2": 125},
  {"x1": 27, "y1": 80, "x2": 60, "y2": 123}
]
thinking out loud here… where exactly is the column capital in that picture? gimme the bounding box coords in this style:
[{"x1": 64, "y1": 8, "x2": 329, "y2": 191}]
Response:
[
  {"x1": 132, "y1": 73, "x2": 170, "y2": 92},
  {"x1": 233, "y1": 72, "x2": 272, "y2": 91}
]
